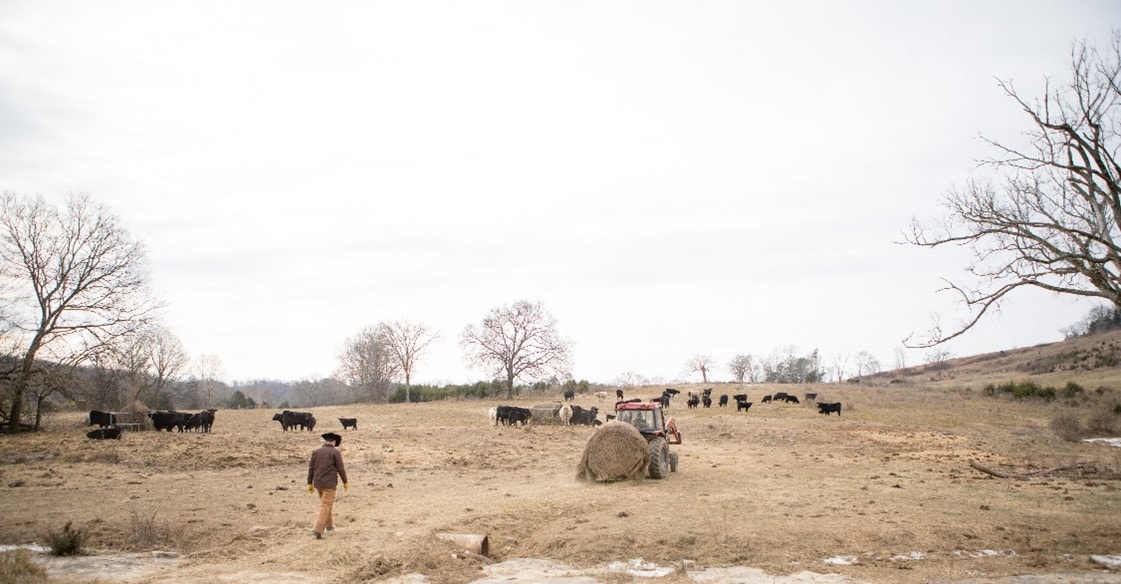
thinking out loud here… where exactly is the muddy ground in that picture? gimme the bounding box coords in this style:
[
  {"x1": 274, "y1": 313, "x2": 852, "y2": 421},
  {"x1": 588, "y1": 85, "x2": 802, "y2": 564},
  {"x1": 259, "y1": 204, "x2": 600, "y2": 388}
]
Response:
[{"x1": 1, "y1": 381, "x2": 1120, "y2": 583}]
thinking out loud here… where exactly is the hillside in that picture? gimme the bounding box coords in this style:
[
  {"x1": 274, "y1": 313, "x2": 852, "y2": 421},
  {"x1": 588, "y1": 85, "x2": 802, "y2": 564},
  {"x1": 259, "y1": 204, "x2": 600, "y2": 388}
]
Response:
[{"x1": 868, "y1": 328, "x2": 1121, "y2": 390}]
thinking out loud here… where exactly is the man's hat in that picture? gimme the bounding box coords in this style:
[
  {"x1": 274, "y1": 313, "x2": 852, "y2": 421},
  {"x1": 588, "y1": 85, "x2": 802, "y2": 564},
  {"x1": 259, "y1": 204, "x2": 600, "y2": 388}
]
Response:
[{"x1": 321, "y1": 432, "x2": 342, "y2": 446}]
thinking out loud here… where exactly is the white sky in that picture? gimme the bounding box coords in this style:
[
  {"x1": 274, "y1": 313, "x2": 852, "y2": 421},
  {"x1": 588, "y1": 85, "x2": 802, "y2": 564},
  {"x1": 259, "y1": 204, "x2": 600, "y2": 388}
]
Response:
[{"x1": 1, "y1": 1, "x2": 1117, "y2": 385}]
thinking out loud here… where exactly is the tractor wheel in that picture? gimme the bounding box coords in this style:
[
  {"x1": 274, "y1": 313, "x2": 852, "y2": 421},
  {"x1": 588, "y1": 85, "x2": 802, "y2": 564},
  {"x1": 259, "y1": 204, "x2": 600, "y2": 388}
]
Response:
[
  {"x1": 647, "y1": 437, "x2": 669, "y2": 479},
  {"x1": 669, "y1": 451, "x2": 679, "y2": 473}
]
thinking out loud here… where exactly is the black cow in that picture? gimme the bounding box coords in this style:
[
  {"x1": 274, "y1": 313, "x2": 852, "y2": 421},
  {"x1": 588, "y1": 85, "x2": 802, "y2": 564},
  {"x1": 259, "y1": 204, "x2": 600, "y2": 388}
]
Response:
[
  {"x1": 616, "y1": 389, "x2": 624, "y2": 400},
  {"x1": 686, "y1": 395, "x2": 700, "y2": 409},
  {"x1": 702, "y1": 395, "x2": 712, "y2": 408},
  {"x1": 149, "y1": 411, "x2": 187, "y2": 432},
  {"x1": 818, "y1": 402, "x2": 842, "y2": 416},
  {"x1": 784, "y1": 395, "x2": 800, "y2": 404},
  {"x1": 718, "y1": 394, "x2": 728, "y2": 407},
  {"x1": 339, "y1": 417, "x2": 358, "y2": 430},
  {"x1": 804, "y1": 393, "x2": 818, "y2": 402},
  {"x1": 184, "y1": 413, "x2": 202, "y2": 432},
  {"x1": 569, "y1": 405, "x2": 600, "y2": 426},
  {"x1": 273, "y1": 410, "x2": 315, "y2": 431},
  {"x1": 505, "y1": 406, "x2": 532, "y2": 426},
  {"x1": 87, "y1": 427, "x2": 121, "y2": 440},
  {"x1": 736, "y1": 400, "x2": 753, "y2": 412},
  {"x1": 761, "y1": 395, "x2": 772, "y2": 403},
  {"x1": 772, "y1": 392, "x2": 789, "y2": 403},
  {"x1": 702, "y1": 388, "x2": 712, "y2": 396},
  {"x1": 88, "y1": 410, "x2": 115, "y2": 428},
  {"x1": 563, "y1": 389, "x2": 575, "y2": 401}
]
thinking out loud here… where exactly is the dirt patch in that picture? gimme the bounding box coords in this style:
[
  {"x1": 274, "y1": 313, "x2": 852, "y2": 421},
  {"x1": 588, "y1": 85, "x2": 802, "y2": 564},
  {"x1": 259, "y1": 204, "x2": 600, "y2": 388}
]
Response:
[{"x1": 2, "y1": 383, "x2": 1121, "y2": 583}]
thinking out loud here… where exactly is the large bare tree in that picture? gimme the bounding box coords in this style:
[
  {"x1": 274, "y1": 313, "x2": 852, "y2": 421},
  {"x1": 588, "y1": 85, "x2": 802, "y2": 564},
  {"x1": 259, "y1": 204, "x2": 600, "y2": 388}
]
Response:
[
  {"x1": 727, "y1": 354, "x2": 756, "y2": 384},
  {"x1": 685, "y1": 354, "x2": 715, "y2": 383},
  {"x1": 337, "y1": 326, "x2": 400, "y2": 402},
  {"x1": 0, "y1": 193, "x2": 158, "y2": 432},
  {"x1": 377, "y1": 319, "x2": 439, "y2": 403},
  {"x1": 906, "y1": 34, "x2": 1121, "y2": 347},
  {"x1": 459, "y1": 300, "x2": 571, "y2": 399}
]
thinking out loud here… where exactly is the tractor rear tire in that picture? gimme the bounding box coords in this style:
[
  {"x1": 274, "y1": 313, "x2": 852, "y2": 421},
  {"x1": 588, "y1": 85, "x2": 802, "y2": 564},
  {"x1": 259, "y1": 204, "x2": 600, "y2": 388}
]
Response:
[{"x1": 647, "y1": 437, "x2": 669, "y2": 479}]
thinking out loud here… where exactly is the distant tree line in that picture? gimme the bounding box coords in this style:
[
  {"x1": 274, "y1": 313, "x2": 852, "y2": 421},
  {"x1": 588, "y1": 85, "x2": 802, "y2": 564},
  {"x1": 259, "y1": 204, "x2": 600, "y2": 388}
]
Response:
[{"x1": 1062, "y1": 305, "x2": 1121, "y2": 339}]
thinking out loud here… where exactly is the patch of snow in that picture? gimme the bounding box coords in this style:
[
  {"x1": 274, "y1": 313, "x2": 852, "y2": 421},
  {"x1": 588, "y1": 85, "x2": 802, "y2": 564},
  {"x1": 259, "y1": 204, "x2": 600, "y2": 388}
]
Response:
[
  {"x1": 1091, "y1": 554, "x2": 1121, "y2": 569},
  {"x1": 689, "y1": 567, "x2": 860, "y2": 582},
  {"x1": 1084, "y1": 437, "x2": 1121, "y2": 448},
  {"x1": 0, "y1": 544, "x2": 50, "y2": 554},
  {"x1": 954, "y1": 549, "x2": 1018, "y2": 558},
  {"x1": 823, "y1": 555, "x2": 858, "y2": 565},
  {"x1": 606, "y1": 558, "x2": 674, "y2": 578},
  {"x1": 890, "y1": 551, "x2": 925, "y2": 561}
]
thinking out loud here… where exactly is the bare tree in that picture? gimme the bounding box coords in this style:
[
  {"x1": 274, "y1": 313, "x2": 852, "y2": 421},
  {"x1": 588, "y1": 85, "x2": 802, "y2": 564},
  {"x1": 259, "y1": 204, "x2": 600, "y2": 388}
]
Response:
[
  {"x1": 853, "y1": 350, "x2": 881, "y2": 383},
  {"x1": 906, "y1": 34, "x2": 1121, "y2": 347},
  {"x1": 459, "y1": 300, "x2": 571, "y2": 399},
  {"x1": 146, "y1": 326, "x2": 187, "y2": 409},
  {"x1": 925, "y1": 348, "x2": 954, "y2": 379},
  {"x1": 193, "y1": 354, "x2": 226, "y2": 409},
  {"x1": 614, "y1": 371, "x2": 649, "y2": 387},
  {"x1": 727, "y1": 354, "x2": 756, "y2": 384},
  {"x1": 376, "y1": 319, "x2": 439, "y2": 403},
  {"x1": 830, "y1": 353, "x2": 849, "y2": 383},
  {"x1": 685, "y1": 354, "x2": 715, "y2": 383},
  {"x1": 893, "y1": 346, "x2": 908, "y2": 371},
  {"x1": 338, "y1": 326, "x2": 400, "y2": 402},
  {"x1": 0, "y1": 193, "x2": 158, "y2": 432}
]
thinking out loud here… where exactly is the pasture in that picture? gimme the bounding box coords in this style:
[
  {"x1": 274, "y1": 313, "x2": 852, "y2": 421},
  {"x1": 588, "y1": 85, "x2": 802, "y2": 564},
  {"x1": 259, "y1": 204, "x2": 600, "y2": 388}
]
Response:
[{"x1": 1, "y1": 379, "x2": 1120, "y2": 583}]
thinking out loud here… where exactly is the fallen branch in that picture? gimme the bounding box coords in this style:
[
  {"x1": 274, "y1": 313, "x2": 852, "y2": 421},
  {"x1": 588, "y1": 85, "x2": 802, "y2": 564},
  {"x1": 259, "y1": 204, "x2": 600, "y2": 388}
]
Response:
[{"x1": 969, "y1": 461, "x2": 1010, "y2": 478}]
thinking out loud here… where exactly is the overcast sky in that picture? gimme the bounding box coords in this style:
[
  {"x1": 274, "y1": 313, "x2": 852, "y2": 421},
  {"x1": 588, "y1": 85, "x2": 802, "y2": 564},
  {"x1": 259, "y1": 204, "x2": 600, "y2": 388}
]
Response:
[{"x1": 1, "y1": 1, "x2": 1117, "y2": 385}]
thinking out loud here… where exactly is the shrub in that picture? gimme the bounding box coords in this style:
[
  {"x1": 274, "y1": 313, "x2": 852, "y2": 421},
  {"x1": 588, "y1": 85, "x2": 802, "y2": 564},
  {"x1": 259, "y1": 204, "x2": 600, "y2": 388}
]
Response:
[
  {"x1": 45, "y1": 521, "x2": 82, "y2": 556},
  {"x1": 983, "y1": 381, "x2": 1058, "y2": 401},
  {"x1": 1050, "y1": 413, "x2": 1085, "y2": 442},
  {"x1": 0, "y1": 549, "x2": 47, "y2": 583},
  {"x1": 1062, "y1": 382, "x2": 1086, "y2": 398},
  {"x1": 128, "y1": 510, "x2": 177, "y2": 550}
]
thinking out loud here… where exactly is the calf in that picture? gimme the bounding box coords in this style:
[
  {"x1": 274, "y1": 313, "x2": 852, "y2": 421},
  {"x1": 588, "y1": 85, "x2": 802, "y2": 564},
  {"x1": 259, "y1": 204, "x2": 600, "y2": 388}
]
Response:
[
  {"x1": 506, "y1": 407, "x2": 532, "y2": 426},
  {"x1": 686, "y1": 395, "x2": 700, "y2": 409},
  {"x1": 818, "y1": 402, "x2": 842, "y2": 416},
  {"x1": 563, "y1": 389, "x2": 575, "y2": 401},
  {"x1": 339, "y1": 417, "x2": 358, "y2": 430},
  {"x1": 761, "y1": 395, "x2": 772, "y2": 403},
  {"x1": 784, "y1": 395, "x2": 800, "y2": 404},
  {"x1": 569, "y1": 405, "x2": 600, "y2": 426},
  {"x1": 594, "y1": 391, "x2": 608, "y2": 401},
  {"x1": 736, "y1": 400, "x2": 753, "y2": 412},
  {"x1": 804, "y1": 392, "x2": 818, "y2": 402},
  {"x1": 88, "y1": 410, "x2": 115, "y2": 428},
  {"x1": 718, "y1": 394, "x2": 728, "y2": 407},
  {"x1": 87, "y1": 427, "x2": 121, "y2": 440},
  {"x1": 616, "y1": 389, "x2": 624, "y2": 400},
  {"x1": 558, "y1": 404, "x2": 573, "y2": 426},
  {"x1": 702, "y1": 395, "x2": 712, "y2": 408}
]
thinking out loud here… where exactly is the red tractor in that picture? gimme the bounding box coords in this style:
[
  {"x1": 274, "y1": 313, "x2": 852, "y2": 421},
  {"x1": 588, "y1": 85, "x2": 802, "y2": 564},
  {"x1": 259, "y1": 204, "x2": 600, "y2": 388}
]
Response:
[{"x1": 614, "y1": 399, "x2": 682, "y2": 479}]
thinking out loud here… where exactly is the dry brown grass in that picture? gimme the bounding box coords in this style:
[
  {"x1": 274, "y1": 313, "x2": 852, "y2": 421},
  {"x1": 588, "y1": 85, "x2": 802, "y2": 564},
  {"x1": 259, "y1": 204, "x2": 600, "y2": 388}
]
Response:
[{"x1": 0, "y1": 339, "x2": 1120, "y2": 582}]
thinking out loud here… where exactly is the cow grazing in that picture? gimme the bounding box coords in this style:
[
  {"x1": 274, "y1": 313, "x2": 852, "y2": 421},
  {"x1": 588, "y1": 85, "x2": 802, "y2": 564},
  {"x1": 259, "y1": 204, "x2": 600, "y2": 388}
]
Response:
[
  {"x1": 718, "y1": 394, "x2": 729, "y2": 407},
  {"x1": 772, "y1": 392, "x2": 789, "y2": 403},
  {"x1": 506, "y1": 407, "x2": 532, "y2": 426},
  {"x1": 149, "y1": 411, "x2": 188, "y2": 432},
  {"x1": 87, "y1": 427, "x2": 121, "y2": 440},
  {"x1": 702, "y1": 394, "x2": 712, "y2": 408},
  {"x1": 339, "y1": 417, "x2": 358, "y2": 430},
  {"x1": 88, "y1": 410, "x2": 116, "y2": 428},
  {"x1": 569, "y1": 405, "x2": 600, "y2": 426},
  {"x1": 818, "y1": 402, "x2": 842, "y2": 416},
  {"x1": 784, "y1": 395, "x2": 800, "y2": 404},
  {"x1": 563, "y1": 389, "x2": 575, "y2": 401},
  {"x1": 736, "y1": 400, "x2": 753, "y2": 412},
  {"x1": 558, "y1": 404, "x2": 573, "y2": 426},
  {"x1": 761, "y1": 395, "x2": 772, "y2": 403},
  {"x1": 686, "y1": 395, "x2": 700, "y2": 409},
  {"x1": 804, "y1": 392, "x2": 818, "y2": 402}
]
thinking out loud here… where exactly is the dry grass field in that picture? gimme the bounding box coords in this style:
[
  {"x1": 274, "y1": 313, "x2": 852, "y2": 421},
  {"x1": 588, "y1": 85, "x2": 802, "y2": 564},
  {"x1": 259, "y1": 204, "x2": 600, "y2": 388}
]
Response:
[{"x1": 2, "y1": 334, "x2": 1121, "y2": 583}]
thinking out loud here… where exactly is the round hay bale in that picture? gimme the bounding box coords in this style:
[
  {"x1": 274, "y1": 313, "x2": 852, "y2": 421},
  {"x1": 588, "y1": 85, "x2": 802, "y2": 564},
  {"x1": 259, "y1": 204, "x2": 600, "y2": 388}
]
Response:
[{"x1": 575, "y1": 420, "x2": 650, "y2": 482}]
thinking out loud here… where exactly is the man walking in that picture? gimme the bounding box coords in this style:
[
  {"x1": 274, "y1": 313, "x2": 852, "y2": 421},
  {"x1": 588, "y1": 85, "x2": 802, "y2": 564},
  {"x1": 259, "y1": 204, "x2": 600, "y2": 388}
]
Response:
[{"x1": 308, "y1": 431, "x2": 348, "y2": 539}]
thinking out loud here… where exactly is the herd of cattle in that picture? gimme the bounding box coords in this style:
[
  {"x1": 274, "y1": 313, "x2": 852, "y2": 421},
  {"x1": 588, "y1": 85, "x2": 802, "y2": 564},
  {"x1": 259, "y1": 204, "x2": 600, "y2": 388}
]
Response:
[
  {"x1": 486, "y1": 387, "x2": 844, "y2": 428},
  {"x1": 85, "y1": 409, "x2": 362, "y2": 440}
]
